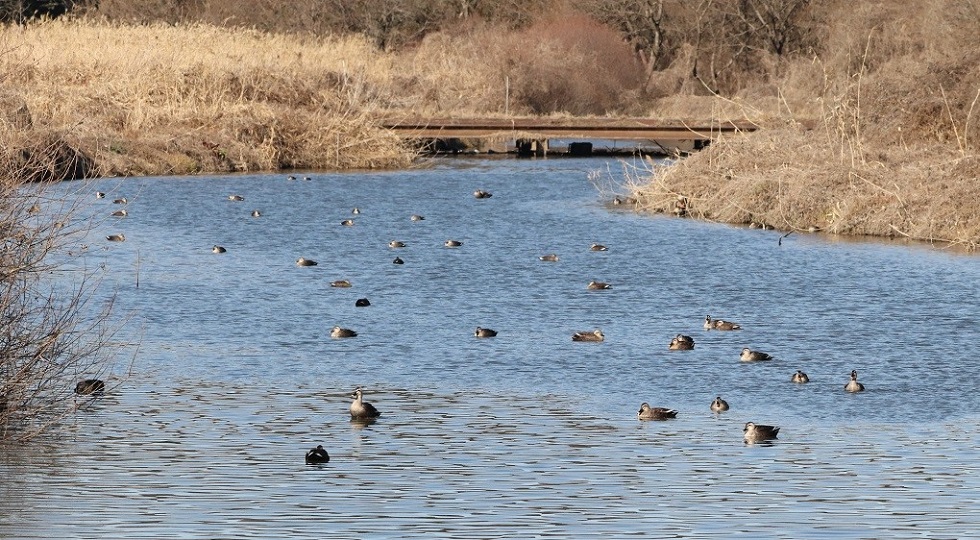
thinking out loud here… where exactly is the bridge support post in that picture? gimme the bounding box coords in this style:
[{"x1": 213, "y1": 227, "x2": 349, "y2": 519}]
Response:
[{"x1": 516, "y1": 139, "x2": 549, "y2": 157}]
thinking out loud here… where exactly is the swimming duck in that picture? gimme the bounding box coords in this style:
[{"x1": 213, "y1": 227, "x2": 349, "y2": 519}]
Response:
[
  {"x1": 587, "y1": 281, "x2": 612, "y2": 290},
  {"x1": 355, "y1": 298, "x2": 371, "y2": 307},
  {"x1": 743, "y1": 422, "x2": 780, "y2": 442},
  {"x1": 410, "y1": 214, "x2": 425, "y2": 221},
  {"x1": 212, "y1": 245, "x2": 227, "y2": 254},
  {"x1": 572, "y1": 329, "x2": 605, "y2": 342},
  {"x1": 331, "y1": 326, "x2": 357, "y2": 338},
  {"x1": 791, "y1": 370, "x2": 810, "y2": 383},
  {"x1": 74, "y1": 379, "x2": 105, "y2": 395},
  {"x1": 844, "y1": 369, "x2": 865, "y2": 392},
  {"x1": 350, "y1": 387, "x2": 381, "y2": 420},
  {"x1": 251, "y1": 210, "x2": 262, "y2": 217},
  {"x1": 352, "y1": 207, "x2": 360, "y2": 214},
  {"x1": 740, "y1": 348, "x2": 773, "y2": 362},
  {"x1": 287, "y1": 175, "x2": 297, "y2": 180},
  {"x1": 392, "y1": 256, "x2": 404, "y2": 265},
  {"x1": 637, "y1": 403, "x2": 678, "y2": 420},
  {"x1": 539, "y1": 254, "x2": 559, "y2": 262},
  {"x1": 474, "y1": 327, "x2": 497, "y2": 338},
  {"x1": 389, "y1": 240, "x2": 406, "y2": 248},
  {"x1": 330, "y1": 280, "x2": 352, "y2": 288},
  {"x1": 112, "y1": 198, "x2": 127, "y2": 204},
  {"x1": 96, "y1": 192, "x2": 106, "y2": 199},
  {"x1": 305, "y1": 445, "x2": 330, "y2": 464},
  {"x1": 111, "y1": 209, "x2": 128, "y2": 217},
  {"x1": 474, "y1": 189, "x2": 493, "y2": 199},
  {"x1": 228, "y1": 194, "x2": 244, "y2": 201},
  {"x1": 106, "y1": 234, "x2": 126, "y2": 242},
  {"x1": 296, "y1": 257, "x2": 318, "y2": 266},
  {"x1": 341, "y1": 219, "x2": 354, "y2": 226},
  {"x1": 705, "y1": 315, "x2": 742, "y2": 330},
  {"x1": 710, "y1": 396, "x2": 730, "y2": 412},
  {"x1": 445, "y1": 240, "x2": 463, "y2": 248},
  {"x1": 590, "y1": 243, "x2": 608, "y2": 252},
  {"x1": 669, "y1": 334, "x2": 695, "y2": 350}
]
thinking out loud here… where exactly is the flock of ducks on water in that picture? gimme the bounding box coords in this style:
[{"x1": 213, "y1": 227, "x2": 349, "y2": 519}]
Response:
[{"x1": 91, "y1": 180, "x2": 867, "y2": 462}]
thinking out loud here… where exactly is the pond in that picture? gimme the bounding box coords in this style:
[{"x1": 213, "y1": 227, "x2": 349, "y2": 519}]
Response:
[{"x1": 2, "y1": 157, "x2": 979, "y2": 538}]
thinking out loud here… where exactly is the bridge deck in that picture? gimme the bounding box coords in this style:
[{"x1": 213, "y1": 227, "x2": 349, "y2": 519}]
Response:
[{"x1": 381, "y1": 118, "x2": 756, "y2": 141}]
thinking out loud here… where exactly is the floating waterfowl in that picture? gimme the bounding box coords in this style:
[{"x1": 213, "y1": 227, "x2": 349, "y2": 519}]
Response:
[
  {"x1": 74, "y1": 379, "x2": 105, "y2": 395},
  {"x1": 111, "y1": 209, "x2": 128, "y2": 217},
  {"x1": 305, "y1": 445, "x2": 330, "y2": 464},
  {"x1": 672, "y1": 196, "x2": 688, "y2": 217},
  {"x1": 445, "y1": 240, "x2": 463, "y2": 248},
  {"x1": 791, "y1": 370, "x2": 810, "y2": 383},
  {"x1": 330, "y1": 280, "x2": 352, "y2": 288},
  {"x1": 705, "y1": 315, "x2": 742, "y2": 330},
  {"x1": 228, "y1": 194, "x2": 244, "y2": 201},
  {"x1": 590, "y1": 243, "x2": 608, "y2": 252},
  {"x1": 740, "y1": 348, "x2": 773, "y2": 362},
  {"x1": 355, "y1": 298, "x2": 371, "y2": 307},
  {"x1": 743, "y1": 422, "x2": 780, "y2": 442},
  {"x1": 352, "y1": 207, "x2": 360, "y2": 214},
  {"x1": 341, "y1": 219, "x2": 354, "y2": 226},
  {"x1": 710, "y1": 396, "x2": 730, "y2": 412},
  {"x1": 844, "y1": 369, "x2": 865, "y2": 392},
  {"x1": 112, "y1": 198, "x2": 127, "y2": 204},
  {"x1": 474, "y1": 327, "x2": 497, "y2": 338},
  {"x1": 474, "y1": 189, "x2": 493, "y2": 199},
  {"x1": 251, "y1": 209, "x2": 262, "y2": 217},
  {"x1": 587, "y1": 281, "x2": 612, "y2": 290},
  {"x1": 638, "y1": 403, "x2": 678, "y2": 420},
  {"x1": 669, "y1": 334, "x2": 695, "y2": 350},
  {"x1": 350, "y1": 387, "x2": 381, "y2": 420},
  {"x1": 410, "y1": 214, "x2": 425, "y2": 221},
  {"x1": 572, "y1": 329, "x2": 605, "y2": 342},
  {"x1": 106, "y1": 234, "x2": 126, "y2": 242},
  {"x1": 539, "y1": 254, "x2": 559, "y2": 262},
  {"x1": 296, "y1": 257, "x2": 318, "y2": 266},
  {"x1": 96, "y1": 192, "x2": 106, "y2": 199},
  {"x1": 392, "y1": 256, "x2": 404, "y2": 264},
  {"x1": 389, "y1": 241, "x2": 406, "y2": 248},
  {"x1": 331, "y1": 326, "x2": 357, "y2": 338},
  {"x1": 212, "y1": 245, "x2": 227, "y2": 254}
]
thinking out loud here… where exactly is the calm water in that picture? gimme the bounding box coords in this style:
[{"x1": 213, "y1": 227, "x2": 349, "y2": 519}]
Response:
[{"x1": 2, "y1": 158, "x2": 979, "y2": 538}]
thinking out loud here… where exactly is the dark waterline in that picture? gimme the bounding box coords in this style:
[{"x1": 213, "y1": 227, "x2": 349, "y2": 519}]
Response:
[{"x1": 2, "y1": 158, "x2": 979, "y2": 538}]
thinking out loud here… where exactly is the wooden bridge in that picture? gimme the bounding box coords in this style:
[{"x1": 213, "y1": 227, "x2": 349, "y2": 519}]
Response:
[{"x1": 381, "y1": 117, "x2": 757, "y2": 156}]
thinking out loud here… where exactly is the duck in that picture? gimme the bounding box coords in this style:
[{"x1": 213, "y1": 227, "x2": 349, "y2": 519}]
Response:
[
  {"x1": 331, "y1": 326, "x2": 357, "y2": 339},
  {"x1": 589, "y1": 243, "x2": 608, "y2": 252},
  {"x1": 392, "y1": 256, "x2": 404, "y2": 265},
  {"x1": 228, "y1": 194, "x2": 244, "y2": 201},
  {"x1": 844, "y1": 369, "x2": 865, "y2": 392},
  {"x1": 637, "y1": 403, "x2": 678, "y2": 420},
  {"x1": 305, "y1": 445, "x2": 330, "y2": 464},
  {"x1": 587, "y1": 280, "x2": 612, "y2": 290},
  {"x1": 791, "y1": 370, "x2": 810, "y2": 383},
  {"x1": 410, "y1": 214, "x2": 425, "y2": 221},
  {"x1": 740, "y1": 348, "x2": 773, "y2": 362},
  {"x1": 389, "y1": 240, "x2": 406, "y2": 248},
  {"x1": 112, "y1": 197, "x2": 127, "y2": 204},
  {"x1": 572, "y1": 329, "x2": 605, "y2": 342},
  {"x1": 340, "y1": 219, "x2": 354, "y2": 226},
  {"x1": 96, "y1": 191, "x2": 106, "y2": 199},
  {"x1": 106, "y1": 234, "x2": 126, "y2": 242},
  {"x1": 251, "y1": 210, "x2": 262, "y2": 217},
  {"x1": 350, "y1": 387, "x2": 381, "y2": 420},
  {"x1": 74, "y1": 379, "x2": 105, "y2": 395},
  {"x1": 474, "y1": 189, "x2": 493, "y2": 199},
  {"x1": 672, "y1": 196, "x2": 689, "y2": 217},
  {"x1": 710, "y1": 396, "x2": 730, "y2": 412},
  {"x1": 330, "y1": 280, "x2": 352, "y2": 288},
  {"x1": 296, "y1": 257, "x2": 318, "y2": 266},
  {"x1": 352, "y1": 207, "x2": 360, "y2": 214},
  {"x1": 212, "y1": 245, "x2": 227, "y2": 254},
  {"x1": 287, "y1": 175, "x2": 297, "y2": 180},
  {"x1": 668, "y1": 334, "x2": 695, "y2": 350},
  {"x1": 111, "y1": 209, "x2": 128, "y2": 217},
  {"x1": 355, "y1": 298, "x2": 371, "y2": 307},
  {"x1": 743, "y1": 422, "x2": 780, "y2": 442},
  {"x1": 705, "y1": 315, "x2": 741, "y2": 330},
  {"x1": 474, "y1": 327, "x2": 497, "y2": 338},
  {"x1": 445, "y1": 240, "x2": 463, "y2": 248},
  {"x1": 539, "y1": 254, "x2": 559, "y2": 262}
]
